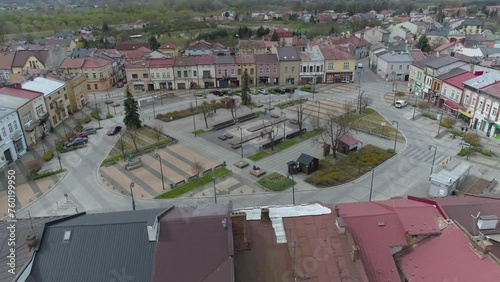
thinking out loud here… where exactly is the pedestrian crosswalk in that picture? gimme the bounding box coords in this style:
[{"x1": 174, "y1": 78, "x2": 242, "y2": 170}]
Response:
[{"x1": 401, "y1": 145, "x2": 450, "y2": 165}]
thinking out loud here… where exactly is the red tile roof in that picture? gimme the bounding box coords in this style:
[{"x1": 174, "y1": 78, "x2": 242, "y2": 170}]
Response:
[
  {"x1": 59, "y1": 58, "x2": 85, "y2": 69},
  {"x1": 268, "y1": 27, "x2": 293, "y2": 38},
  {"x1": 443, "y1": 72, "x2": 479, "y2": 90},
  {"x1": 159, "y1": 43, "x2": 177, "y2": 49},
  {"x1": 234, "y1": 54, "x2": 255, "y2": 64},
  {"x1": 254, "y1": 53, "x2": 278, "y2": 64},
  {"x1": 434, "y1": 41, "x2": 457, "y2": 52},
  {"x1": 410, "y1": 49, "x2": 426, "y2": 61},
  {"x1": 125, "y1": 60, "x2": 151, "y2": 69},
  {"x1": 340, "y1": 135, "x2": 358, "y2": 146},
  {"x1": 0, "y1": 86, "x2": 43, "y2": 100},
  {"x1": 148, "y1": 58, "x2": 175, "y2": 68},
  {"x1": 116, "y1": 42, "x2": 149, "y2": 51},
  {"x1": 283, "y1": 211, "x2": 370, "y2": 281},
  {"x1": 196, "y1": 55, "x2": 215, "y2": 65},
  {"x1": 173, "y1": 56, "x2": 196, "y2": 67},
  {"x1": 338, "y1": 199, "x2": 443, "y2": 282},
  {"x1": 396, "y1": 224, "x2": 500, "y2": 282},
  {"x1": 82, "y1": 57, "x2": 112, "y2": 68},
  {"x1": 343, "y1": 35, "x2": 371, "y2": 48},
  {"x1": 189, "y1": 40, "x2": 212, "y2": 48},
  {"x1": 319, "y1": 46, "x2": 355, "y2": 60},
  {"x1": 482, "y1": 81, "x2": 500, "y2": 98}
]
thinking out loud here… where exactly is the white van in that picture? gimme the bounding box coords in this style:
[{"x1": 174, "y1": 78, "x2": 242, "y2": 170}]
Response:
[{"x1": 395, "y1": 100, "x2": 408, "y2": 108}]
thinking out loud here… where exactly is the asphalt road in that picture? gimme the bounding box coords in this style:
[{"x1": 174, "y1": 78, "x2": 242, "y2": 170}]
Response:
[{"x1": 15, "y1": 70, "x2": 498, "y2": 218}]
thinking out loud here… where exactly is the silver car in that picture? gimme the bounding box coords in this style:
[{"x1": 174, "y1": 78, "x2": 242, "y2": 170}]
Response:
[{"x1": 81, "y1": 126, "x2": 97, "y2": 135}]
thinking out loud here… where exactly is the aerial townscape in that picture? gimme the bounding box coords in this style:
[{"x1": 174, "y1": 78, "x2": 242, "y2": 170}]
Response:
[{"x1": 1, "y1": 0, "x2": 500, "y2": 281}]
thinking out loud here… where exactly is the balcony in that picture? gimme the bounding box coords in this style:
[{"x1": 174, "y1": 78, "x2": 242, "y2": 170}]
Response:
[
  {"x1": 203, "y1": 75, "x2": 213, "y2": 80},
  {"x1": 24, "y1": 120, "x2": 39, "y2": 132},
  {"x1": 37, "y1": 111, "x2": 49, "y2": 123},
  {"x1": 299, "y1": 72, "x2": 323, "y2": 77}
]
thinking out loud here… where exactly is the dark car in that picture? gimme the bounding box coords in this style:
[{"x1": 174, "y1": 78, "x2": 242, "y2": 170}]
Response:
[
  {"x1": 65, "y1": 137, "x2": 88, "y2": 148},
  {"x1": 122, "y1": 78, "x2": 127, "y2": 84},
  {"x1": 212, "y1": 90, "x2": 223, "y2": 96},
  {"x1": 81, "y1": 126, "x2": 97, "y2": 135},
  {"x1": 277, "y1": 88, "x2": 287, "y2": 94},
  {"x1": 68, "y1": 132, "x2": 88, "y2": 141},
  {"x1": 223, "y1": 90, "x2": 233, "y2": 96},
  {"x1": 107, "y1": 125, "x2": 122, "y2": 136}
]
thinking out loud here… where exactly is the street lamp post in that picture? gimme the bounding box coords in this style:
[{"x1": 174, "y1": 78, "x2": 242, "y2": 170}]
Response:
[
  {"x1": 429, "y1": 145, "x2": 438, "y2": 176},
  {"x1": 281, "y1": 111, "x2": 286, "y2": 140},
  {"x1": 92, "y1": 94, "x2": 101, "y2": 128},
  {"x1": 369, "y1": 167, "x2": 375, "y2": 201},
  {"x1": 129, "y1": 182, "x2": 136, "y2": 211},
  {"x1": 357, "y1": 68, "x2": 362, "y2": 114},
  {"x1": 155, "y1": 153, "x2": 165, "y2": 190},
  {"x1": 237, "y1": 126, "x2": 243, "y2": 158},
  {"x1": 412, "y1": 93, "x2": 418, "y2": 120},
  {"x1": 316, "y1": 100, "x2": 321, "y2": 125},
  {"x1": 287, "y1": 173, "x2": 295, "y2": 205},
  {"x1": 105, "y1": 93, "x2": 111, "y2": 116},
  {"x1": 436, "y1": 110, "x2": 443, "y2": 137},
  {"x1": 152, "y1": 95, "x2": 156, "y2": 119},
  {"x1": 392, "y1": 72, "x2": 397, "y2": 105},
  {"x1": 54, "y1": 140, "x2": 62, "y2": 170},
  {"x1": 312, "y1": 76, "x2": 316, "y2": 100},
  {"x1": 392, "y1": 120, "x2": 399, "y2": 152},
  {"x1": 357, "y1": 141, "x2": 363, "y2": 175},
  {"x1": 212, "y1": 176, "x2": 217, "y2": 204},
  {"x1": 92, "y1": 93, "x2": 98, "y2": 114}
]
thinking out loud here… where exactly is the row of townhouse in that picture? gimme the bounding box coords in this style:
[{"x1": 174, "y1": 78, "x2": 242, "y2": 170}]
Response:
[
  {"x1": 0, "y1": 74, "x2": 88, "y2": 168},
  {"x1": 409, "y1": 55, "x2": 500, "y2": 139},
  {"x1": 124, "y1": 46, "x2": 356, "y2": 93}
]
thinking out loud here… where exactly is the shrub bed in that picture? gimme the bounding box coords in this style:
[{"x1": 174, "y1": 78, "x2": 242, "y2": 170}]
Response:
[
  {"x1": 43, "y1": 150, "x2": 54, "y2": 161},
  {"x1": 422, "y1": 113, "x2": 437, "y2": 120},
  {"x1": 157, "y1": 101, "x2": 222, "y2": 122},
  {"x1": 305, "y1": 144, "x2": 394, "y2": 187},
  {"x1": 84, "y1": 115, "x2": 92, "y2": 123},
  {"x1": 28, "y1": 168, "x2": 64, "y2": 180},
  {"x1": 257, "y1": 172, "x2": 295, "y2": 191}
]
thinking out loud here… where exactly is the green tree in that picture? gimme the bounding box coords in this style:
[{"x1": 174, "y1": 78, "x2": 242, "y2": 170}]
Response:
[
  {"x1": 241, "y1": 70, "x2": 252, "y2": 105},
  {"x1": 309, "y1": 14, "x2": 316, "y2": 24},
  {"x1": 256, "y1": 25, "x2": 265, "y2": 38},
  {"x1": 149, "y1": 36, "x2": 160, "y2": 51},
  {"x1": 270, "y1": 31, "x2": 279, "y2": 41},
  {"x1": 123, "y1": 88, "x2": 142, "y2": 129},
  {"x1": 102, "y1": 23, "x2": 109, "y2": 33},
  {"x1": 416, "y1": 35, "x2": 431, "y2": 52}
]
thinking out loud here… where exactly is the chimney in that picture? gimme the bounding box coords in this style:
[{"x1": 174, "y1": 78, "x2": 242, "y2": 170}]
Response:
[
  {"x1": 351, "y1": 245, "x2": 360, "y2": 261},
  {"x1": 334, "y1": 205, "x2": 340, "y2": 217},
  {"x1": 261, "y1": 208, "x2": 270, "y2": 222},
  {"x1": 14, "y1": 83, "x2": 21, "y2": 89},
  {"x1": 29, "y1": 76, "x2": 34, "y2": 81},
  {"x1": 474, "y1": 71, "x2": 484, "y2": 76},
  {"x1": 26, "y1": 233, "x2": 36, "y2": 252}
]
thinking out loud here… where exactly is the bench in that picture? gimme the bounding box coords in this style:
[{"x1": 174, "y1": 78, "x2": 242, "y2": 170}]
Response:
[
  {"x1": 261, "y1": 137, "x2": 284, "y2": 149},
  {"x1": 213, "y1": 120, "x2": 236, "y2": 131},
  {"x1": 231, "y1": 143, "x2": 242, "y2": 149},
  {"x1": 203, "y1": 168, "x2": 213, "y2": 175},
  {"x1": 174, "y1": 180, "x2": 186, "y2": 187},
  {"x1": 286, "y1": 128, "x2": 306, "y2": 139},
  {"x1": 237, "y1": 113, "x2": 259, "y2": 123},
  {"x1": 250, "y1": 169, "x2": 266, "y2": 177},
  {"x1": 234, "y1": 161, "x2": 249, "y2": 168}
]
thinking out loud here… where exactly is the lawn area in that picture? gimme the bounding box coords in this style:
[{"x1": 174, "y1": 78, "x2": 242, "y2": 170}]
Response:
[
  {"x1": 257, "y1": 172, "x2": 295, "y2": 191},
  {"x1": 193, "y1": 129, "x2": 206, "y2": 135},
  {"x1": 155, "y1": 168, "x2": 232, "y2": 199},
  {"x1": 305, "y1": 144, "x2": 395, "y2": 187},
  {"x1": 352, "y1": 112, "x2": 406, "y2": 141},
  {"x1": 247, "y1": 130, "x2": 322, "y2": 161}
]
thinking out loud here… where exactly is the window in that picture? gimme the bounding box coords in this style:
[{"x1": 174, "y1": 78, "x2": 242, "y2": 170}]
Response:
[
  {"x1": 486, "y1": 104, "x2": 490, "y2": 113},
  {"x1": 238, "y1": 69, "x2": 241, "y2": 75},
  {"x1": 183, "y1": 71, "x2": 188, "y2": 77},
  {"x1": 1, "y1": 127, "x2": 5, "y2": 138},
  {"x1": 177, "y1": 71, "x2": 181, "y2": 77},
  {"x1": 23, "y1": 113, "x2": 31, "y2": 124},
  {"x1": 13, "y1": 121, "x2": 18, "y2": 130},
  {"x1": 8, "y1": 123, "x2": 13, "y2": 134},
  {"x1": 303, "y1": 66, "x2": 307, "y2": 72},
  {"x1": 64, "y1": 94, "x2": 68, "y2": 100},
  {"x1": 291, "y1": 66, "x2": 295, "y2": 72},
  {"x1": 493, "y1": 107, "x2": 498, "y2": 117},
  {"x1": 36, "y1": 105, "x2": 44, "y2": 116},
  {"x1": 274, "y1": 68, "x2": 277, "y2": 74},
  {"x1": 391, "y1": 65, "x2": 394, "y2": 70},
  {"x1": 94, "y1": 84, "x2": 98, "y2": 90},
  {"x1": 407, "y1": 65, "x2": 410, "y2": 70},
  {"x1": 224, "y1": 70, "x2": 228, "y2": 77},
  {"x1": 132, "y1": 74, "x2": 138, "y2": 79},
  {"x1": 266, "y1": 68, "x2": 270, "y2": 74},
  {"x1": 399, "y1": 65, "x2": 402, "y2": 70},
  {"x1": 218, "y1": 69, "x2": 222, "y2": 75},
  {"x1": 167, "y1": 73, "x2": 170, "y2": 78},
  {"x1": 328, "y1": 63, "x2": 334, "y2": 70},
  {"x1": 285, "y1": 67, "x2": 288, "y2": 73},
  {"x1": 87, "y1": 84, "x2": 91, "y2": 90},
  {"x1": 464, "y1": 96, "x2": 470, "y2": 105},
  {"x1": 343, "y1": 62, "x2": 349, "y2": 70},
  {"x1": 259, "y1": 68, "x2": 263, "y2": 74},
  {"x1": 14, "y1": 139, "x2": 23, "y2": 153},
  {"x1": 99, "y1": 73, "x2": 103, "y2": 79},
  {"x1": 472, "y1": 98, "x2": 476, "y2": 106},
  {"x1": 93, "y1": 73, "x2": 96, "y2": 79},
  {"x1": 231, "y1": 69, "x2": 234, "y2": 75},
  {"x1": 250, "y1": 68, "x2": 254, "y2": 75},
  {"x1": 163, "y1": 73, "x2": 167, "y2": 78},
  {"x1": 193, "y1": 71, "x2": 197, "y2": 77},
  {"x1": 85, "y1": 73, "x2": 89, "y2": 79},
  {"x1": 143, "y1": 73, "x2": 149, "y2": 79},
  {"x1": 52, "y1": 116, "x2": 57, "y2": 125}
]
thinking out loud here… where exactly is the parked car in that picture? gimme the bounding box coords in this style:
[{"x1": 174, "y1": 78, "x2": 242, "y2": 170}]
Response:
[
  {"x1": 395, "y1": 100, "x2": 408, "y2": 108},
  {"x1": 258, "y1": 89, "x2": 269, "y2": 95},
  {"x1": 250, "y1": 89, "x2": 258, "y2": 95},
  {"x1": 212, "y1": 90, "x2": 223, "y2": 96},
  {"x1": 107, "y1": 125, "x2": 122, "y2": 136},
  {"x1": 81, "y1": 126, "x2": 97, "y2": 135},
  {"x1": 223, "y1": 90, "x2": 233, "y2": 96},
  {"x1": 116, "y1": 81, "x2": 124, "y2": 88},
  {"x1": 65, "y1": 137, "x2": 88, "y2": 148},
  {"x1": 277, "y1": 88, "x2": 287, "y2": 94},
  {"x1": 68, "y1": 132, "x2": 88, "y2": 141},
  {"x1": 122, "y1": 78, "x2": 127, "y2": 84}
]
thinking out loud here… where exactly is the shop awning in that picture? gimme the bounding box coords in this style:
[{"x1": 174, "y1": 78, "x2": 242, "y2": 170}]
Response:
[
  {"x1": 494, "y1": 123, "x2": 500, "y2": 130},
  {"x1": 444, "y1": 100, "x2": 459, "y2": 110},
  {"x1": 458, "y1": 109, "x2": 473, "y2": 118}
]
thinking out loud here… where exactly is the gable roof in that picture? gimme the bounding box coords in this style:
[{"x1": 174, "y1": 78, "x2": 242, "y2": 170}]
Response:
[
  {"x1": 481, "y1": 81, "x2": 500, "y2": 99},
  {"x1": 59, "y1": 58, "x2": 85, "y2": 69},
  {"x1": 196, "y1": 55, "x2": 215, "y2": 65},
  {"x1": 434, "y1": 41, "x2": 457, "y2": 52},
  {"x1": 338, "y1": 199, "x2": 443, "y2": 282},
  {"x1": 125, "y1": 60, "x2": 151, "y2": 70},
  {"x1": 70, "y1": 48, "x2": 97, "y2": 59},
  {"x1": 268, "y1": 27, "x2": 293, "y2": 38},
  {"x1": 116, "y1": 42, "x2": 149, "y2": 51},
  {"x1": 435, "y1": 68, "x2": 468, "y2": 81},
  {"x1": 379, "y1": 52, "x2": 413, "y2": 63},
  {"x1": 234, "y1": 54, "x2": 255, "y2": 64},
  {"x1": 319, "y1": 46, "x2": 355, "y2": 60},
  {"x1": 238, "y1": 39, "x2": 266, "y2": 49},
  {"x1": 296, "y1": 153, "x2": 318, "y2": 165},
  {"x1": 409, "y1": 49, "x2": 426, "y2": 61},
  {"x1": 215, "y1": 55, "x2": 235, "y2": 64},
  {"x1": 340, "y1": 135, "x2": 358, "y2": 146},
  {"x1": 426, "y1": 56, "x2": 462, "y2": 69},
  {"x1": 443, "y1": 72, "x2": 479, "y2": 90},
  {"x1": 277, "y1": 46, "x2": 300, "y2": 61},
  {"x1": 173, "y1": 56, "x2": 197, "y2": 67},
  {"x1": 0, "y1": 52, "x2": 15, "y2": 69},
  {"x1": 0, "y1": 86, "x2": 43, "y2": 103},
  {"x1": 159, "y1": 43, "x2": 177, "y2": 49},
  {"x1": 396, "y1": 223, "x2": 500, "y2": 282},
  {"x1": 148, "y1": 58, "x2": 175, "y2": 68},
  {"x1": 152, "y1": 204, "x2": 233, "y2": 282},
  {"x1": 12, "y1": 50, "x2": 49, "y2": 67},
  {"x1": 254, "y1": 53, "x2": 278, "y2": 64},
  {"x1": 82, "y1": 57, "x2": 112, "y2": 68},
  {"x1": 26, "y1": 209, "x2": 166, "y2": 282},
  {"x1": 22, "y1": 77, "x2": 65, "y2": 96},
  {"x1": 464, "y1": 72, "x2": 500, "y2": 89}
]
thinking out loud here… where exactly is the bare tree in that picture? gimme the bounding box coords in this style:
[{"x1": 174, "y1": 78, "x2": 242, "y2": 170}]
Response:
[
  {"x1": 360, "y1": 96, "x2": 373, "y2": 110},
  {"x1": 265, "y1": 124, "x2": 281, "y2": 151},
  {"x1": 296, "y1": 98, "x2": 311, "y2": 137},
  {"x1": 343, "y1": 101, "x2": 355, "y2": 115},
  {"x1": 200, "y1": 101, "x2": 213, "y2": 129},
  {"x1": 191, "y1": 161, "x2": 205, "y2": 178},
  {"x1": 127, "y1": 128, "x2": 140, "y2": 152},
  {"x1": 417, "y1": 100, "x2": 430, "y2": 113},
  {"x1": 151, "y1": 120, "x2": 164, "y2": 144},
  {"x1": 317, "y1": 110, "x2": 353, "y2": 159},
  {"x1": 117, "y1": 134, "x2": 127, "y2": 160},
  {"x1": 228, "y1": 98, "x2": 241, "y2": 120}
]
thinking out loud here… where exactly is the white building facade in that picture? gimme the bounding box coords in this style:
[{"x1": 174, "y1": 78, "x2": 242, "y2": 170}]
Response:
[{"x1": 0, "y1": 107, "x2": 27, "y2": 168}]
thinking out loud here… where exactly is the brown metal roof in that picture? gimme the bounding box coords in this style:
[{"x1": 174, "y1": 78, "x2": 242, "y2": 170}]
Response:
[
  {"x1": 12, "y1": 50, "x2": 49, "y2": 67},
  {"x1": 152, "y1": 204, "x2": 234, "y2": 282}
]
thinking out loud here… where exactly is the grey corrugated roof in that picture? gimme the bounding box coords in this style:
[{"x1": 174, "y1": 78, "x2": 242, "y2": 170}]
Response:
[
  {"x1": 70, "y1": 48, "x2": 97, "y2": 59},
  {"x1": 435, "y1": 68, "x2": 468, "y2": 80},
  {"x1": 26, "y1": 208, "x2": 167, "y2": 282},
  {"x1": 277, "y1": 46, "x2": 300, "y2": 61},
  {"x1": 426, "y1": 56, "x2": 461, "y2": 69},
  {"x1": 412, "y1": 55, "x2": 436, "y2": 68},
  {"x1": 379, "y1": 53, "x2": 413, "y2": 63},
  {"x1": 215, "y1": 55, "x2": 235, "y2": 64},
  {"x1": 464, "y1": 72, "x2": 500, "y2": 89},
  {"x1": 426, "y1": 27, "x2": 451, "y2": 37}
]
